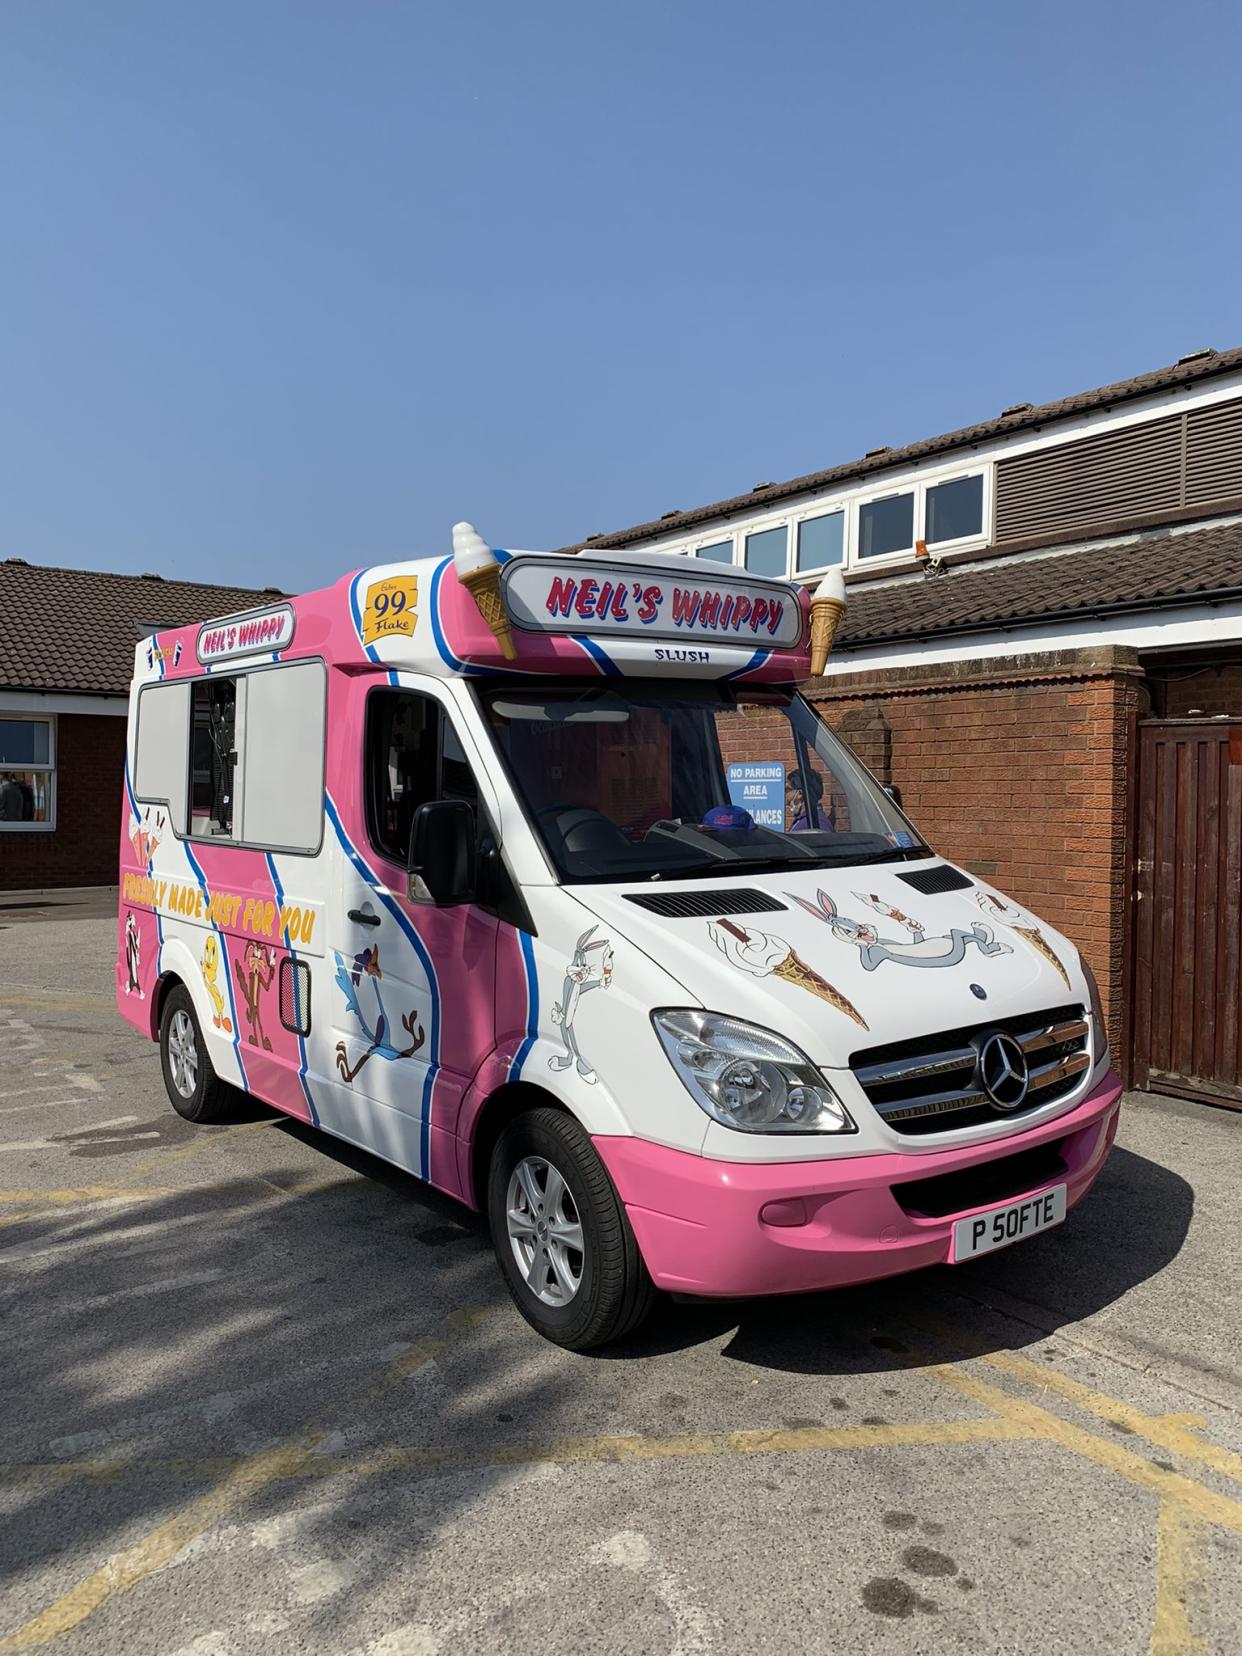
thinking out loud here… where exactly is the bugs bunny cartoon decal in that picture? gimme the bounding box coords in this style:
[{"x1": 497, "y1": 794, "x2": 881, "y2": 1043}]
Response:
[
  {"x1": 549, "y1": 927, "x2": 614, "y2": 1084},
  {"x1": 785, "y1": 889, "x2": 1012, "y2": 972}
]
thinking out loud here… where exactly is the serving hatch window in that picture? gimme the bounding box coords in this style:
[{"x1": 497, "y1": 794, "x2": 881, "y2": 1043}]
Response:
[{"x1": 479, "y1": 680, "x2": 925, "y2": 883}]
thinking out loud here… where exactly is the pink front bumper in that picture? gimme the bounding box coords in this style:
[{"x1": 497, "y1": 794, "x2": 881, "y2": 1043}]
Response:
[{"x1": 593, "y1": 1071, "x2": 1123, "y2": 1298}]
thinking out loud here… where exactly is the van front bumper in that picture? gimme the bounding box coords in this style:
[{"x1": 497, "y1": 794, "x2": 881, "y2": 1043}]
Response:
[{"x1": 593, "y1": 1071, "x2": 1123, "y2": 1298}]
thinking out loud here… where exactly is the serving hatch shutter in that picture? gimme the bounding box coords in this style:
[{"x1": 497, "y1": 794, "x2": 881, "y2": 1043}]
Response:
[{"x1": 994, "y1": 397, "x2": 1242, "y2": 545}]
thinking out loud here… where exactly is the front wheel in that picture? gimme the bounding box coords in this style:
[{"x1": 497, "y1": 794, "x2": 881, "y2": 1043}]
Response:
[
  {"x1": 160, "y1": 984, "x2": 234, "y2": 1123},
  {"x1": 488, "y1": 1107, "x2": 655, "y2": 1350}
]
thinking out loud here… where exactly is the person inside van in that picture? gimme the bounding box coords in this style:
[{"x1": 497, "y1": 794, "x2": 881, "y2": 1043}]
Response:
[{"x1": 786, "y1": 767, "x2": 834, "y2": 832}]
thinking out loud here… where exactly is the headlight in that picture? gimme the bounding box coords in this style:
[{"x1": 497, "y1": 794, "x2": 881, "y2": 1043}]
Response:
[
  {"x1": 652, "y1": 1009, "x2": 856, "y2": 1134},
  {"x1": 1081, "y1": 959, "x2": 1110, "y2": 1064}
]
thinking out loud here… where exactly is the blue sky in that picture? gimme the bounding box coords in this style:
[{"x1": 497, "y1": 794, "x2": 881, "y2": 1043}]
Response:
[{"x1": 2, "y1": 1, "x2": 1240, "y2": 591}]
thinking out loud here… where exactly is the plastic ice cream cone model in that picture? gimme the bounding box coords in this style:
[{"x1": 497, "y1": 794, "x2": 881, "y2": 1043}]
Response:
[
  {"x1": 808, "y1": 566, "x2": 847, "y2": 676},
  {"x1": 452, "y1": 521, "x2": 516, "y2": 660}
]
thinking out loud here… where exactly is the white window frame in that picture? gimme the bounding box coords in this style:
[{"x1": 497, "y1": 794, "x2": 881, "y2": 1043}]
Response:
[
  {"x1": 846, "y1": 466, "x2": 992, "y2": 573},
  {"x1": 629, "y1": 462, "x2": 994, "y2": 580},
  {"x1": 791, "y1": 500, "x2": 849, "y2": 578},
  {"x1": 690, "y1": 532, "x2": 739, "y2": 566},
  {"x1": 922, "y1": 468, "x2": 993, "y2": 555},
  {"x1": 0, "y1": 708, "x2": 56, "y2": 833}
]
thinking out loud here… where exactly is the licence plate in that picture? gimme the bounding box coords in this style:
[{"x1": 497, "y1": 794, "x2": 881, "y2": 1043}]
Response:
[{"x1": 952, "y1": 1184, "x2": 1067, "y2": 1262}]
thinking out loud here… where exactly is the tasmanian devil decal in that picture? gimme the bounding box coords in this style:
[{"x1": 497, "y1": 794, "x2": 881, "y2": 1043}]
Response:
[
  {"x1": 549, "y1": 927, "x2": 613, "y2": 1084},
  {"x1": 786, "y1": 889, "x2": 1012, "y2": 972},
  {"x1": 333, "y1": 945, "x2": 426, "y2": 1082}
]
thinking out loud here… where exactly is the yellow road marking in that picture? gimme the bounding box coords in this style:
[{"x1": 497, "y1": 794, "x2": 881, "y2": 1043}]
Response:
[
  {"x1": 0, "y1": 1417, "x2": 1039, "y2": 1490},
  {"x1": 0, "y1": 1119, "x2": 281, "y2": 1231},
  {"x1": 1150, "y1": 1500, "x2": 1209, "y2": 1655},
  {"x1": 0, "y1": 1188, "x2": 181, "y2": 1209},
  {"x1": 0, "y1": 992, "x2": 113, "y2": 1012},
  {"x1": 923, "y1": 1359, "x2": 1242, "y2": 1536},
  {"x1": 983, "y1": 1347, "x2": 1242, "y2": 1487},
  {"x1": 912, "y1": 1313, "x2": 1242, "y2": 1489},
  {"x1": 0, "y1": 1307, "x2": 490, "y2": 1652}
]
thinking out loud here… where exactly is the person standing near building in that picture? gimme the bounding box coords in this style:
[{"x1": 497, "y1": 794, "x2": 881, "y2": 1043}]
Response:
[{"x1": 0, "y1": 773, "x2": 25, "y2": 822}]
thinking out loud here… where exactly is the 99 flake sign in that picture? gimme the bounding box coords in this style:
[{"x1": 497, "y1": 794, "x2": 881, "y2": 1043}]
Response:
[{"x1": 362, "y1": 576, "x2": 419, "y2": 645}]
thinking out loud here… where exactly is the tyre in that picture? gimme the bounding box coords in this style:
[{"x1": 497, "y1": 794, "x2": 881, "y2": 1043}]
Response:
[
  {"x1": 488, "y1": 1106, "x2": 655, "y2": 1351},
  {"x1": 160, "y1": 983, "x2": 234, "y2": 1124}
]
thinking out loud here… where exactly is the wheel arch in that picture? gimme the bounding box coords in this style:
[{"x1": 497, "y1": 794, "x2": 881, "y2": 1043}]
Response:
[{"x1": 467, "y1": 1080, "x2": 573, "y2": 1213}]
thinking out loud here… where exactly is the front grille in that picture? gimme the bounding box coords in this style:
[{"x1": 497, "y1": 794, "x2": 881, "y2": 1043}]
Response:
[
  {"x1": 623, "y1": 888, "x2": 786, "y2": 918},
  {"x1": 852, "y1": 1003, "x2": 1088, "y2": 1136}
]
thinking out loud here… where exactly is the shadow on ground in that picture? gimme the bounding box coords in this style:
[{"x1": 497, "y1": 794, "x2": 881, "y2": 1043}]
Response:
[{"x1": 0, "y1": 1112, "x2": 1191, "y2": 1628}]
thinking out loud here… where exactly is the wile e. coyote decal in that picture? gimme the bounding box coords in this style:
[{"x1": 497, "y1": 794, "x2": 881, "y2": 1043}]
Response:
[
  {"x1": 709, "y1": 918, "x2": 867, "y2": 1028},
  {"x1": 975, "y1": 891, "x2": 1071, "y2": 988},
  {"x1": 785, "y1": 890, "x2": 1012, "y2": 972},
  {"x1": 234, "y1": 942, "x2": 276, "y2": 1050},
  {"x1": 549, "y1": 927, "x2": 613, "y2": 1084},
  {"x1": 333, "y1": 945, "x2": 426, "y2": 1082}
]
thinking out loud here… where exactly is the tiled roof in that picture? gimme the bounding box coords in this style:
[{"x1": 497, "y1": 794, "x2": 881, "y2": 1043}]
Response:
[
  {"x1": 0, "y1": 559, "x2": 285, "y2": 695},
  {"x1": 559, "y1": 346, "x2": 1242, "y2": 553},
  {"x1": 835, "y1": 518, "x2": 1242, "y2": 650}
]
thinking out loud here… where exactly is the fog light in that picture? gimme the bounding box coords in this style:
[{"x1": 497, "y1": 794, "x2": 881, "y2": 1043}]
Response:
[{"x1": 759, "y1": 1197, "x2": 809, "y2": 1228}]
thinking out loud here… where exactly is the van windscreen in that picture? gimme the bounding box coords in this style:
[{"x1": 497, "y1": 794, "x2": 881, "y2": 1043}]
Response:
[{"x1": 477, "y1": 680, "x2": 927, "y2": 883}]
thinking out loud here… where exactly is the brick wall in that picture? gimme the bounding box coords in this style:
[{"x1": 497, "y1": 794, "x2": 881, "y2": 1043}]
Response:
[
  {"x1": 1, "y1": 713, "x2": 125, "y2": 890},
  {"x1": 805, "y1": 647, "x2": 1148, "y2": 1066},
  {"x1": 1152, "y1": 661, "x2": 1242, "y2": 718}
]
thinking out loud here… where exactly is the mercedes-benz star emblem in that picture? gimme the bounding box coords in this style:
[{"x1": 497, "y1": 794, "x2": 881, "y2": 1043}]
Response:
[{"x1": 978, "y1": 1031, "x2": 1029, "y2": 1110}]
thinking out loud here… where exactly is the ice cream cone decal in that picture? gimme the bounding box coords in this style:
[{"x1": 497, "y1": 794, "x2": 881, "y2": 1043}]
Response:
[
  {"x1": 452, "y1": 521, "x2": 517, "y2": 660},
  {"x1": 975, "y1": 891, "x2": 1071, "y2": 988},
  {"x1": 710, "y1": 917, "x2": 868, "y2": 1029},
  {"x1": 808, "y1": 567, "x2": 846, "y2": 676}
]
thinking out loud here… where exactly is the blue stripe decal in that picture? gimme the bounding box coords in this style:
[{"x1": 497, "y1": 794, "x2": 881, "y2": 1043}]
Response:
[
  {"x1": 722, "y1": 647, "x2": 771, "y2": 681},
  {"x1": 265, "y1": 851, "x2": 319, "y2": 1128},
  {"x1": 325, "y1": 792, "x2": 440, "y2": 1180},
  {"x1": 512, "y1": 928, "x2": 540, "y2": 1078},
  {"x1": 429, "y1": 554, "x2": 528, "y2": 679},
  {"x1": 124, "y1": 758, "x2": 164, "y2": 963},
  {"x1": 569, "y1": 634, "x2": 622, "y2": 676},
  {"x1": 348, "y1": 571, "x2": 383, "y2": 664},
  {"x1": 183, "y1": 840, "x2": 249, "y2": 1093}
]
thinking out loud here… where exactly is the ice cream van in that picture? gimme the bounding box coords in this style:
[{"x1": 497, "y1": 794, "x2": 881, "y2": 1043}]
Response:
[{"x1": 117, "y1": 524, "x2": 1121, "y2": 1348}]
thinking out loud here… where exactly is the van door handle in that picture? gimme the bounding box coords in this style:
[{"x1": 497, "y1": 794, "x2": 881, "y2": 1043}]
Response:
[{"x1": 348, "y1": 909, "x2": 381, "y2": 927}]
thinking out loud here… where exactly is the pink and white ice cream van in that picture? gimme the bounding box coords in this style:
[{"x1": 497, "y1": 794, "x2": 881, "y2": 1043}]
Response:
[{"x1": 117, "y1": 524, "x2": 1122, "y2": 1348}]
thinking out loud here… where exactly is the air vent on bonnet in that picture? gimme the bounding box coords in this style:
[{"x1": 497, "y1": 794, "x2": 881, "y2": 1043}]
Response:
[
  {"x1": 624, "y1": 889, "x2": 787, "y2": 919},
  {"x1": 897, "y1": 865, "x2": 974, "y2": 895}
]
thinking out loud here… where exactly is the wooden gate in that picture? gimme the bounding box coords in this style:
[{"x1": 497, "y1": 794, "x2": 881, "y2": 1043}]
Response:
[{"x1": 1132, "y1": 720, "x2": 1242, "y2": 1106}]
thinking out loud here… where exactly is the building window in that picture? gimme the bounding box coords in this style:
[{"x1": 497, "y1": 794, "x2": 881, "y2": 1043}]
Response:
[
  {"x1": 926, "y1": 474, "x2": 984, "y2": 544},
  {"x1": 858, "y1": 492, "x2": 914, "y2": 559},
  {"x1": 0, "y1": 716, "x2": 55, "y2": 829},
  {"x1": 695, "y1": 539, "x2": 734, "y2": 564},
  {"x1": 744, "y1": 524, "x2": 788, "y2": 577},
  {"x1": 796, "y1": 510, "x2": 844, "y2": 573}
]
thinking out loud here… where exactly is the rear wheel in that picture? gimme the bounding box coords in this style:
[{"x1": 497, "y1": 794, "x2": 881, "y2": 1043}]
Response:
[
  {"x1": 160, "y1": 984, "x2": 234, "y2": 1123},
  {"x1": 488, "y1": 1107, "x2": 655, "y2": 1350}
]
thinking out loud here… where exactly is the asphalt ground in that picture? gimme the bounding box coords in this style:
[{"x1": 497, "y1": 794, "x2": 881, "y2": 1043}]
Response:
[{"x1": 0, "y1": 913, "x2": 1240, "y2": 1654}]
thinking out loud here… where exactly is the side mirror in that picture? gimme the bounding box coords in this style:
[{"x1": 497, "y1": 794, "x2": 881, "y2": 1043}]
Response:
[
  {"x1": 884, "y1": 783, "x2": 903, "y2": 808},
  {"x1": 407, "y1": 800, "x2": 476, "y2": 905}
]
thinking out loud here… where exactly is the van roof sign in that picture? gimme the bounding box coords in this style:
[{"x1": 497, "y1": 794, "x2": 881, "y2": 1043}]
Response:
[
  {"x1": 500, "y1": 556, "x2": 804, "y2": 651},
  {"x1": 197, "y1": 603, "x2": 296, "y2": 665}
]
